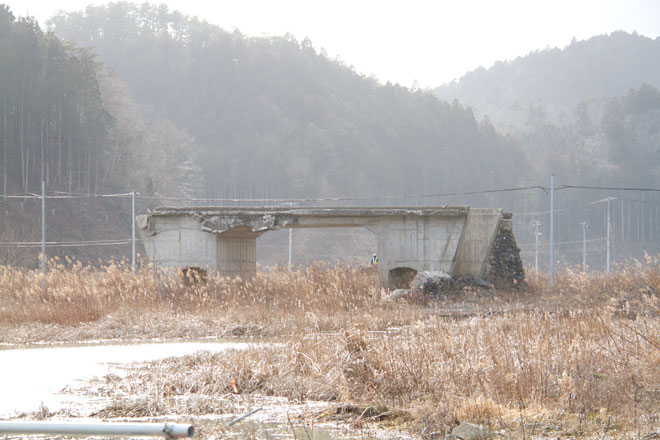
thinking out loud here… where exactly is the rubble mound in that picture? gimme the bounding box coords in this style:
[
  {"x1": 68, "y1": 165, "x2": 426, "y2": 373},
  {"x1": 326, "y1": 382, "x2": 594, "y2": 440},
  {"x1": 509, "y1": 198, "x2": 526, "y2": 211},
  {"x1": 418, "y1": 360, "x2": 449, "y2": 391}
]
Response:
[
  {"x1": 411, "y1": 270, "x2": 453, "y2": 295},
  {"x1": 410, "y1": 271, "x2": 493, "y2": 297},
  {"x1": 484, "y1": 218, "x2": 525, "y2": 287}
]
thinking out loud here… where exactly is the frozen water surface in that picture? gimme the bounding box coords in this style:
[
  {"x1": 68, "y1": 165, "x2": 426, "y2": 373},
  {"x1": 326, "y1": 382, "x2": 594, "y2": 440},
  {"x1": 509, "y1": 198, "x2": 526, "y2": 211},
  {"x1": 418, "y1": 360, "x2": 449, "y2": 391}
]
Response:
[
  {"x1": 0, "y1": 341, "x2": 254, "y2": 417},
  {"x1": 0, "y1": 341, "x2": 413, "y2": 439}
]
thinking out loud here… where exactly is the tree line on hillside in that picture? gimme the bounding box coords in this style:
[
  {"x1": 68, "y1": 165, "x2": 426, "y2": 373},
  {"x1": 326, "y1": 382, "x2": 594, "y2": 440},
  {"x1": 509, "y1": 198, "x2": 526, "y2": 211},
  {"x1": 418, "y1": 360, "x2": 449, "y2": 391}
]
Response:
[
  {"x1": 518, "y1": 83, "x2": 660, "y2": 187},
  {"x1": 433, "y1": 29, "x2": 660, "y2": 265},
  {"x1": 0, "y1": 4, "x2": 111, "y2": 195},
  {"x1": 0, "y1": 3, "x2": 206, "y2": 198},
  {"x1": 0, "y1": 4, "x2": 208, "y2": 267},
  {"x1": 434, "y1": 31, "x2": 660, "y2": 125},
  {"x1": 510, "y1": 83, "x2": 660, "y2": 261},
  {"x1": 49, "y1": 2, "x2": 532, "y2": 202},
  {"x1": 10, "y1": 2, "x2": 658, "y2": 269}
]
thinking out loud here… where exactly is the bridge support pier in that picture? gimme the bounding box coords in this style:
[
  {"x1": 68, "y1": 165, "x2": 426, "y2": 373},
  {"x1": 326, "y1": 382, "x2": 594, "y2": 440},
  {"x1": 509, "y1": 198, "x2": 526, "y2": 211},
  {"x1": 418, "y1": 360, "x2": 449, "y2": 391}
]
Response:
[{"x1": 216, "y1": 230, "x2": 261, "y2": 280}]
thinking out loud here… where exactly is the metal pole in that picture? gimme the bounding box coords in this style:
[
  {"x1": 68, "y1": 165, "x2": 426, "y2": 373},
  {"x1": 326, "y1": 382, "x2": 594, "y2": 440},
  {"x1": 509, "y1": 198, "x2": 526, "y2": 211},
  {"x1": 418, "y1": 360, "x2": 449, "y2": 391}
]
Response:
[
  {"x1": 227, "y1": 407, "x2": 263, "y2": 427},
  {"x1": 607, "y1": 197, "x2": 611, "y2": 273},
  {"x1": 583, "y1": 223, "x2": 587, "y2": 273},
  {"x1": 534, "y1": 226, "x2": 539, "y2": 272},
  {"x1": 0, "y1": 421, "x2": 194, "y2": 438},
  {"x1": 41, "y1": 180, "x2": 46, "y2": 291},
  {"x1": 550, "y1": 175, "x2": 555, "y2": 290},
  {"x1": 288, "y1": 227, "x2": 292, "y2": 271},
  {"x1": 588, "y1": 196, "x2": 616, "y2": 273},
  {"x1": 533, "y1": 221, "x2": 541, "y2": 271},
  {"x1": 283, "y1": 201, "x2": 296, "y2": 271},
  {"x1": 131, "y1": 191, "x2": 136, "y2": 272}
]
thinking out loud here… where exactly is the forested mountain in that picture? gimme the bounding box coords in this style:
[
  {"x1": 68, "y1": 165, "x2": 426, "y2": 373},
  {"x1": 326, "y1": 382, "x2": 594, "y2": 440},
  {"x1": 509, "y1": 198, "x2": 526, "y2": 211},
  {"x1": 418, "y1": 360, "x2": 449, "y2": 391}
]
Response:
[
  {"x1": 0, "y1": 4, "x2": 204, "y2": 266},
  {"x1": 0, "y1": 5, "x2": 110, "y2": 195},
  {"x1": 432, "y1": 31, "x2": 660, "y2": 193},
  {"x1": 434, "y1": 32, "x2": 660, "y2": 125},
  {"x1": 433, "y1": 32, "x2": 660, "y2": 267},
  {"x1": 5, "y1": 2, "x2": 657, "y2": 270},
  {"x1": 1, "y1": 2, "x2": 536, "y2": 268},
  {"x1": 0, "y1": 3, "x2": 203, "y2": 198},
  {"x1": 517, "y1": 83, "x2": 660, "y2": 186},
  {"x1": 48, "y1": 2, "x2": 531, "y2": 201}
]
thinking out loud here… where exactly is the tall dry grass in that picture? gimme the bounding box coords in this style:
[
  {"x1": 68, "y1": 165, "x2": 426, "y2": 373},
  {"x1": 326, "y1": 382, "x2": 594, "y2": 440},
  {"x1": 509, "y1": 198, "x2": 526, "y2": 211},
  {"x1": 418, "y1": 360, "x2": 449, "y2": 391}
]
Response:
[
  {"x1": 0, "y1": 259, "x2": 416, "y2": 334},
  {"x1": 101, "y1": 306, "x2": 660, "y2": 435},
  {"x1": 2, "y1": 258, "x2": 659, "y2": 331},
  {"x1": 0, "y1": 257, "x2": 161, "y2": 325},
  {"x1": 105, "y1": 305, "x2": 660, "y2": 436},
  {"x1": 3, "y1": 259, "x2": 660, "y2": 435}
]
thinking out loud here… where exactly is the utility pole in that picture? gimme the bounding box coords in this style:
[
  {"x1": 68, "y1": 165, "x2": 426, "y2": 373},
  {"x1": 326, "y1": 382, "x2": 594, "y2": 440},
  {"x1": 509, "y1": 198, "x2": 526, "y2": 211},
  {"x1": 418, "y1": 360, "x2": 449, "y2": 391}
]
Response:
[
  {"x1": 580, "y1": 221, "x2": 588, "y2": 273},
  {"x1": 607, "y1": 197, "x2": 613, "y2": 273},
  {"x1": 41, "y1": 180, "x2": 46, "y2": 292},
  {"x1": 532, "y1": 221, "x2": 542, "y2": 271},
  {"x1": 288, "y1": 228, "x2": 292, "y2": 270},
  {"x1": 650, "y1": 204, "x2": 653, "y2": 243},
  {"x1": 131, "y1": 191, "x2": 136, "y2": 273},
  {"x1": 282, "y1": 201, "x2": 297, "y2": 271},
  {"x1": 550, "y1": 175, "x2": 555, "y2": 290},
  {"x1": 589, "y1": 196, "x2": 616, "y2": 273}
]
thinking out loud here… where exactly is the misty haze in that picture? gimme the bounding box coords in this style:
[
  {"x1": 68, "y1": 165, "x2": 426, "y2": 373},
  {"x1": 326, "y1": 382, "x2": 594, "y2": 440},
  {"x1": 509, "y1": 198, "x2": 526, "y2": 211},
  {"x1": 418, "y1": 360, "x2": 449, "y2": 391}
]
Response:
[{"x1": 1, "y1": 2, "x2": 660, "y2": 439}]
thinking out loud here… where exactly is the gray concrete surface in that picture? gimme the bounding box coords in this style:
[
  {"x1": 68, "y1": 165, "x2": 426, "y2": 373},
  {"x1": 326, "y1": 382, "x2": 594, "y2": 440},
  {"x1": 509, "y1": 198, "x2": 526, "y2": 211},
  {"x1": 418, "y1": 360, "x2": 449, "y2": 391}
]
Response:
[{"x1": 454, "y1": 208, "x2": 503, "y2": 278}]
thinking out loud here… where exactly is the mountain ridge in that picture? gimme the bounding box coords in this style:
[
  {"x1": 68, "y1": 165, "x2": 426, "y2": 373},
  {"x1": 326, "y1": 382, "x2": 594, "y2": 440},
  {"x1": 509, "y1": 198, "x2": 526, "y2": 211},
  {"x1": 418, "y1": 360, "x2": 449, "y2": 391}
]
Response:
[
  {"x1": 48, "y1": 2, "x2": 531, "y2": 202},
  {"x1": 433, "y1": 31, "x2": 660, "y2": 124}
]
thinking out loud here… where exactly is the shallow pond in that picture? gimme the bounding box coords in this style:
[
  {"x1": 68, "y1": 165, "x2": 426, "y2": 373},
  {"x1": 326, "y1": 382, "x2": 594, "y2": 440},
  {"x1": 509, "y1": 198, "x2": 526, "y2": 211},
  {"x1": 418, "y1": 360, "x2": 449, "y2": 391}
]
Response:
[
  {"x1": 0, "y1": 340, "x2": 256, "y2": 417},
  {"x1": 0, "y1": 340, "x2": 412, "y2": 439}
]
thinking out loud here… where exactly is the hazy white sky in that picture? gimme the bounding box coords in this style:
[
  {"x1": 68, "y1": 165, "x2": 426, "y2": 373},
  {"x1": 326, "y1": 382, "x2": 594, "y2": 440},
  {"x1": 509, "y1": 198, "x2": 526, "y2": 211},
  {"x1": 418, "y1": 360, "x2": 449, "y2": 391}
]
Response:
[{"x1": 12, "y1": 0, "x2": 660, "y2": 88}]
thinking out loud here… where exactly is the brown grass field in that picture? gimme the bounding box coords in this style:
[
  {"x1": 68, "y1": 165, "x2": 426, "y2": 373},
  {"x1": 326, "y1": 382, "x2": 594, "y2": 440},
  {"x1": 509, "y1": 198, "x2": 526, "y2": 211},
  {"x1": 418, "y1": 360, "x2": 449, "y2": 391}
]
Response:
[{"x1": 2, "y1": 258, "x2": 660, "y2": 438}]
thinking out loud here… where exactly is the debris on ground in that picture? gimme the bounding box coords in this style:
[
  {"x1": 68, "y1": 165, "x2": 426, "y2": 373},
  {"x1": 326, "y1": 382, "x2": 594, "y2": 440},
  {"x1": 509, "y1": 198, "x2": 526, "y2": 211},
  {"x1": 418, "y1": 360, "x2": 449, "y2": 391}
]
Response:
[
  {"x1": 446, "y1": 422, "x2": 488, "y2": 440},
  {"x1": 387, "y1": 289, "x2": 414, "y2": 301},
  {"x1": 393, "y1": 216, "x2": 525, "y2": 298},
  {"x1": 411, "y1": 271, "x2": 452, "y2": 293},
  {"x1": 317, "y1": 404, "x2": 411, "y2": 427},
  {"x1": 407, "y1": 271, "x2": 493, "y2": 297}
]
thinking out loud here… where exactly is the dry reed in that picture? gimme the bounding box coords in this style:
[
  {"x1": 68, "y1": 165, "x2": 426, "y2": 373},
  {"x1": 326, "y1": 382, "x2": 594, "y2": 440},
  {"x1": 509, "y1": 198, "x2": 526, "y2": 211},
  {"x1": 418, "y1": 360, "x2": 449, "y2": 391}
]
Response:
[
  {"x1": 102, "y1": 306, "x2": 660, "y2": 436},
  {"x1": 3, "y1": 259, "x2": 660, "y2": 437},
  {"x1": 0, "y1": 259, "x2": 412, "y2": 336}
]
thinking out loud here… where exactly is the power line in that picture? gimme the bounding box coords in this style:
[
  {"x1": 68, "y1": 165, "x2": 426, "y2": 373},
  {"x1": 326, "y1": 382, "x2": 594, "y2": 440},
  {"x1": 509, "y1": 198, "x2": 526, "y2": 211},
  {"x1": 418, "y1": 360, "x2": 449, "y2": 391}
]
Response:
[
  {"x1": 39, "y1": 242, "x2": 134, "y2": 248},
  {"x1": 521, "y1": 247, "x2": 606, "y2": 257},
  {"x1": 551, "y1": 247, "x2": 607, "y2": 255},
  {"x1": 46, "y1": 192, "x2": 132, "y2": 199},
  {"x1": 513, "y1": 208, "x2": 566, "y2": 217},
  {"x1": 2, "y1": 192, "x2": 131, "y2": 200},
  {"x1": 518, "y1": 237, "x2": 606, "y2": 247},
  {"x1": 132, "y1": 185, "x2": 549, "y2": 203},
  {"x1": 4, "y1": 183, "x2": 660, "y2": 203},
  {"x1": 6, "y1": 185, "x2": 545, "y2": 202},
  {"x1": 1, "y1": 239, "x2": 137, "y2": 248},
  {"x1": 618, "y1": 197, "x2": 660, "y2": 206},
  {"x1": 559, "y1": 184, "x2": 660, "y2": 192}
]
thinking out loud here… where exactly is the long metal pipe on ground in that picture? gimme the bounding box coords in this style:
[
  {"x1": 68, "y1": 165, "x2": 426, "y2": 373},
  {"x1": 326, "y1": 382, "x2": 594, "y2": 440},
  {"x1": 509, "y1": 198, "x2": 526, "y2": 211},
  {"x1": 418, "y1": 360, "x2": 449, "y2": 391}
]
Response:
[{"x1": 0, "y1": 421, "x2": 194, "y2": 438}]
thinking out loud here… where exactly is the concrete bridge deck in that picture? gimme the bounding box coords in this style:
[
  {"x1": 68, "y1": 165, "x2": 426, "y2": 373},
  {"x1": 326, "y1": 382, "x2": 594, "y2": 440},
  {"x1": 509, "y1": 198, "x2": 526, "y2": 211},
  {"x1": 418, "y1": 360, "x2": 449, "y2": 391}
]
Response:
[{"x1": 137, "y1": 206, "x2": 517, "y2": 289}]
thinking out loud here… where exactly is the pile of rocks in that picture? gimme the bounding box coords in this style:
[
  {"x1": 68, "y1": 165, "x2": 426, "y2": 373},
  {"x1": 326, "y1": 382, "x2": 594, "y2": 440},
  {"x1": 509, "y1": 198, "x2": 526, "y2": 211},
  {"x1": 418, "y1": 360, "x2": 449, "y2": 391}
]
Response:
[
  {"x1": 414, "y1": 271, "x2": 493, "y2": 296},
  {"x1": 483, "y1": 217, "x2": 525, "y2": 287},
  {"x1": 387, "y1": 271, "x2": 494, "y2": 300},
  {"x1": 411, "y1": 270, "x2": 454, "y2": 295}
]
